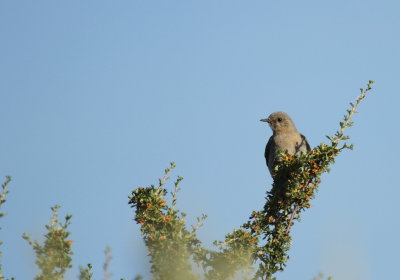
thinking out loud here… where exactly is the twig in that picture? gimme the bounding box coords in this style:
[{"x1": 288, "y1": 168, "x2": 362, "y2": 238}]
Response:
[
  {"x1": 334, "y1": 80, "x2": 374, "y2": 144},
  {"x1": 159, "y1": 162, "x2": 176, "y2": 187},
  {"x1": 285, "y1": 204, "x2": 299, "y2": 236},
  {"x1": 187, "y1": 214, "x2": 207, "y2": 238},
  {"x1": 0, "y1": 176, "x2": 11, "y2": 210},
  {"x1": 103, "y1": 247, "x2": 112, "y2": 280},
  {"x1": 170, "y1": 176, "x2": 183, "y2": 213},
  {"x1": 285, "y1": 178, "x2": 311, "y2": 235}
]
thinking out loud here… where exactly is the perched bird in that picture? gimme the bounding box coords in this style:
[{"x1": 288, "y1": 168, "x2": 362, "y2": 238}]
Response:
[{"x1": 260, "y1": 111, "x2": 311, "y2": 176}]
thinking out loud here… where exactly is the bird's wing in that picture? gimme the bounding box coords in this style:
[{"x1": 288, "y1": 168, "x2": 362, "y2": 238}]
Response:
[
  {"x1": 264, "y1": 136, "x2": 275, "y2": 168},
  {"x1": 300, "y1": 134, "x2": 311, "y2": 151}
]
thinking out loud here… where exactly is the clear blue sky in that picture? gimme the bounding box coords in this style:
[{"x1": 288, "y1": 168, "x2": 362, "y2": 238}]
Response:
[{"x1": 1, "y1": 1, "x2": 399, "y2": 279}]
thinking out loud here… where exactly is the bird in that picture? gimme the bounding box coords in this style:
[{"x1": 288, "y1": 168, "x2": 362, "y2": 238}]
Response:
[{"x1": 260, "y1": 111, "x2": 311, "y2": 176}]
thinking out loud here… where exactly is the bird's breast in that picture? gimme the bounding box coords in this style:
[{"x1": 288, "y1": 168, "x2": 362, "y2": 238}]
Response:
[{"x1": 274, "y1": 133, "x2": 304, "y2": 155}]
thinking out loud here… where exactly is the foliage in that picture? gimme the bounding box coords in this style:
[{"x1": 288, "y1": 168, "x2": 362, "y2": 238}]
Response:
[
  {"x1": 313, "y1": 273, "x2": 333, "y2": 280},
  {"x1": 78, "y1": 264, "x2": 93, "y2": 280},
  {"x1": 128, "y1": 163, "x2": 206, "y2": 280},
  {"x1": 23, "y1": 205, "x2": 73, "y2": 280},
  {"x1": 0, "y1": 176, "x2": 12, "y2": 280},
  {"x1": 129, "y1": 81, "x2": 374, "y2": 280},
  {"x1": 0, "y1": 176, "x2": 12, "y2": 220}
]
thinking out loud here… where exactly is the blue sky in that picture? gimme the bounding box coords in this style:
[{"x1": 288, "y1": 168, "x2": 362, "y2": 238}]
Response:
[{"x1": 1, "y1": 1, "x2": 399, "y2": 279}]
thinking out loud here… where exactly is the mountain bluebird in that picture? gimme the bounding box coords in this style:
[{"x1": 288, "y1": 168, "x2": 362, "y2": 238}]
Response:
[{"x1": 260, "y1": 111, "x2": 311, "y2": 176}]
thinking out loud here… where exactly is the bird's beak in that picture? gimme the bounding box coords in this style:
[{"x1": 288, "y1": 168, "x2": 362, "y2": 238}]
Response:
[{"x1": 260, "y1": 118, "x2": 270, "y2": 123}]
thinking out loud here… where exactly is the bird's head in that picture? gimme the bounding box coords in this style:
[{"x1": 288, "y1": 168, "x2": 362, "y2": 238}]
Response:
[{"x1": 260, "y1": 111, "x2": 298, "y2": 134}]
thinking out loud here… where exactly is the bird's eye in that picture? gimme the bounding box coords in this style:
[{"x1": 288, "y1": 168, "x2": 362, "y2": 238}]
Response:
[{"x1": 277, "y1": 117, "x2": 282, "y2": 122}]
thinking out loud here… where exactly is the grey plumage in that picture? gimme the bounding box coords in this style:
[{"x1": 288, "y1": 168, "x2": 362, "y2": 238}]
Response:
[{"x1": 261, "y1": 111, "x2": 311, "y2": 176}]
